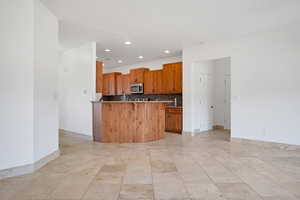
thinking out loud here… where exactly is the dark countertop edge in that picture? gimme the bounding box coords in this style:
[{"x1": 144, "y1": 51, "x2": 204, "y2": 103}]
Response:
[
  {"x1": 166, "y1": 106, "x2": 183, "y2": 108},
  {"x1": 91, "y1": 101, "x2": 173, "y2": 104}
]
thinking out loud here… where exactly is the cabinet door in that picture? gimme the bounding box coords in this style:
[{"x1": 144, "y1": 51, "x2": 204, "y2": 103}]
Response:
[
  {"x1": 162, "y1": 63, "x2": 174, "y2": 94},
  {"x1": 102, "y1": 73, "x2": 120, "y2": 96},
  {"x1": 144, "y1": 71, "x2": 154, "y2": 94},
  {"x1": 116, "y1": 75, "x2": 123, "y2": 95},
  {"x1": 165, "y1": 108, "x2": 182, "y2": 133},
  {"x1": 96, "y1": 61, "x2": 103, "y2": 93},
  {"x1": 130, "y1": 68, "x2": 148, "y2": 83},
  {"x1": 173, "y1": 112, "x2": 182, "y2": 132},
  {"x1": 174, "y1": 62, "x2": 182, "y2": 93},
  {"x1": 153, "y1": 70, "x2": 163, "y2": 94},
  {"x1": 102, "y1": 74, "x2": 110, "y2": 95},
  {"x1": 122, "y1": 74, "x2": 130, "y2": 94},
  {"x1": 165, "y1": 112, "x2": 176, "y2": 132},
  {"x1": 107, "y1": 74, "x2": 115, "y2": 95}
]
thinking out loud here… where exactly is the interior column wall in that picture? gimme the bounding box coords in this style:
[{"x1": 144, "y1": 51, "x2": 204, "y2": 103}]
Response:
[
  {"x1": 0, "y1": 0, "x2": 35, "y2": 170},
  {"x1": 0, "y1": 0, "x2": 59, "y2": 171},
  {"x1": 33, "y1": 0, "x2": 59, "y2": 162}
]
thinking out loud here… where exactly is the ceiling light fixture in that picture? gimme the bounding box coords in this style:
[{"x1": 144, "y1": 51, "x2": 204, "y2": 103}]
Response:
[
  {"x1": 104, "y1": 49, "x2": 111, "y2": 52},
  {"x1": 117, "y1": 60, "x2": 123, "y2": 63},
  {"x1": 124, "y1": 41, "x2": 131, "y2": 45},
  {"x1": 164, "y1": 50, "x2": 170, "y2": 54},
  {"x1": 138, "y1": 56, "x2": 144, "y2": 59}
]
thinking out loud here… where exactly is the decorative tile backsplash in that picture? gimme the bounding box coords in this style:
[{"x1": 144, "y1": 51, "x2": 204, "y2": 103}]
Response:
[{"x1": 103, "y1": 94, "x2": 182, "y2": 106}]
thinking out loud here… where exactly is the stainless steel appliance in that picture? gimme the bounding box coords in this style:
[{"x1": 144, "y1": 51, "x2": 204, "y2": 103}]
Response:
[{"x1": 130, "y1": 83, "x2": 143, "y2": 94}]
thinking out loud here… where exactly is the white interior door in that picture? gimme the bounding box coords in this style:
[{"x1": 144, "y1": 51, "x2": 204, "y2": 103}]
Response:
[
  {"x1": 199, "y1": 73, "x2": 214, "y2": 131},
  {"x1": 224, "y1": 75, "x2": 231, "y2": 129}
]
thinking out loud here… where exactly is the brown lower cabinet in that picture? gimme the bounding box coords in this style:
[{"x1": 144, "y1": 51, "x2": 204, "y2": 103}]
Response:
[{"x1": 165, "y1": 107, "x2": 182, "y2": 133}]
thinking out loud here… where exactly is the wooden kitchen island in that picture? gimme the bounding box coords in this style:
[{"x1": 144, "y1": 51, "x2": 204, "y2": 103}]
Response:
[{"x1": 92, "y1": 101, "x2": 171, "y2": 143}]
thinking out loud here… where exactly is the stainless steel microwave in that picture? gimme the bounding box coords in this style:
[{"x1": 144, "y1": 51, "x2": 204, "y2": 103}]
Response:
[{"x1": 130, "y1": 83, "x2": 143, "y2": 94}]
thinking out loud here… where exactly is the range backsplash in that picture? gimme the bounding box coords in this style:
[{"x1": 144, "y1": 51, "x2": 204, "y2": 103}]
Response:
[{"x1": 103, "y1": 94, "x2": 182, "y2": 106}]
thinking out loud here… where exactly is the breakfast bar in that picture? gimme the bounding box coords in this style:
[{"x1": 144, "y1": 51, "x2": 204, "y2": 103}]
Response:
[{"x1": 92, "y1": 101, "x2": 171, "y2": 143}]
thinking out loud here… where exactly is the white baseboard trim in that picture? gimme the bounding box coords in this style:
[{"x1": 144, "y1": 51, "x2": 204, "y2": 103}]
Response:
[
  {"x1": 231, "y1": 137, "x2": 300, "y2": 151},
  {"x1": 59, "y1": 129, "x2": 93, "y2": 140},
  {"x1": 0, "y1": 150, "x2": 60, "y2": 180},
  {"x1": 183, "y1": 129, "x2": 215, "y2": 135}
]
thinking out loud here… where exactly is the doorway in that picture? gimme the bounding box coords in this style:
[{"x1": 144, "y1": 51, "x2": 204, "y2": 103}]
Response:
[{"x1": 193, "y1": 57, "x2": 231, "y2": 132}]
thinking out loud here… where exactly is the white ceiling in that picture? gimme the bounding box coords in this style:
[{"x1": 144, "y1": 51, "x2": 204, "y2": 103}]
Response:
[{"x1": 42, "y1": 0, "x2": 300, "y2": 69}]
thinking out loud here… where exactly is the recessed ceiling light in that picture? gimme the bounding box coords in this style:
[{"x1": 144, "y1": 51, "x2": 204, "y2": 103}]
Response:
[
  {"x1": 117, "y1": 60, "x2": 123, "y2": 63},
  {"x1": 104, "y1": 49, "x2": 111, "y2": 52},
  {"x1": 138, "y1": 56, "x2": 144, "y2": 59},
  {"x1": 164, "y1": 50, "x2": 170, "y2": 54},
  {"x1": 124, "y1": 41, "x2": 131, "y2": 45}
]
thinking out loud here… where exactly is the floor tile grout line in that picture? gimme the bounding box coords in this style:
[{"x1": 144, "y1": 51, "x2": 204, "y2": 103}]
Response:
[
  {"x1": 117, "y1": 149, "x2": 129, "y2": 200},
  {"x1": 167, "y1": 148, "x2": 192, "y2": 200},
  {"x1": 3, "y1": 131, "x2": 300, "y2": 200},
  {"x1": 204, "y1": 151, "x2": 275, "y2": 200},
  {"x1": 208, "y1": 153, "x2": 266, "y2": 199},
  {"x1": 78, "y1": 164, "x2": 103, "y2": 200},
  {"x1": 148, "y1": 148, "x2": 156, "y2": 200}
]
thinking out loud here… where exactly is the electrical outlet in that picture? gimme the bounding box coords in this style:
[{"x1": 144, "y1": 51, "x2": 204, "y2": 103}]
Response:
[{"x1": 82, "y1": 88, "x2": 88, "y2": 95}]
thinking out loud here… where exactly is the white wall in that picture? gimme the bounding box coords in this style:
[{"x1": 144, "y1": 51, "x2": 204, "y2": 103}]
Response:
[
  {"x1": 183, "y1": 23, "x2": 300, "y2": 145},
  {"x1": 0, "y1": 0, "x2": 35, "y2": 170},
  {"x1": 213, "y1": 58, "x2": 230, "y2": 127},
  {"x1": 33, "y1": 0, "x2": 59, "y2": 162},
  {"x1": 104, "y1": 56, "x2": 182, "y2": 74},
  {"x1": 59, "y1": 43, "x2": 96, "y2": 136},
  {"x1": 0, "y1": 0, "x2": 59, "y2": 171}
]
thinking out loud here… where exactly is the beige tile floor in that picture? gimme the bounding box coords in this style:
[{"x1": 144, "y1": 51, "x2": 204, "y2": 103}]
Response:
[{"x1": 1, "y1": 130, "x2": 300, "y2": 200}]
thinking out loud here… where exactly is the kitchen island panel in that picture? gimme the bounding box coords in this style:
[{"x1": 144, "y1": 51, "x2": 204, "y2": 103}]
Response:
[{"x1": 92, "y1": 101, "x2": 169, "y2": 143}]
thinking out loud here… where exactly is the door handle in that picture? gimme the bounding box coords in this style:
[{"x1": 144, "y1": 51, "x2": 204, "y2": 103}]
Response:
[{"x1": 210, "y1": 106, "x2": 214, "y2": 108}]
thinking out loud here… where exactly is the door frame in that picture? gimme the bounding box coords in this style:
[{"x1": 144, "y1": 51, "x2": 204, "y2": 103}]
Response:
[{"x1": 191, "y1": 57, "x2": 231, "y2": 134}]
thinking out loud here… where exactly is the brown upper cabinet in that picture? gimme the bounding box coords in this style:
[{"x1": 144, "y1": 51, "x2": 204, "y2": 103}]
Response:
[
  {"x1": 144, "y1": 70, "x2": 163, "y2": 94},
  {"x1": 96, "y1": 61, "x2": 103, "y2": 93},
  {"x1": 102, "y1": 62, "x2": 182, "y2": 96},
  {"x1": 122, "y1": 74, "x2": 131, "y2": 94},
  {"x1": 116, "y1": 75, "x2": 123, "y2": 95},
  {"x1": 117, "y1": 74, "x2": 130, "y2": 95},
  {"x1": 144, "y1": 70, "x2": 154, "y2": 94},
  {"x1": 102, "y1": 72, "x2": 121, "y2": 96},
  {"x1": 162, "y1": 62, "x2": 182, "y2": 94},
  {"x1": 129, "y1": 68, "x2": 149, "y2": 83}
]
